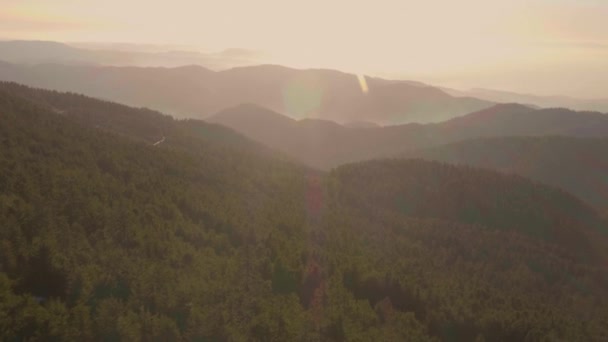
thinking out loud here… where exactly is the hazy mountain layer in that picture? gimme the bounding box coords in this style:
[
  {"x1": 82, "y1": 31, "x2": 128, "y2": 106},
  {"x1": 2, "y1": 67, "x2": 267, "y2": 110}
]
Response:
[
  {"x1": 445, "y1": 87, "x2": 608, "y2": 113},
  {"x1": 0, "y1": 59, "x2": 492, "y2": 124},
  {"x1": 210, "y1": 103, "x2": 608, "y2": 169},
  {"x1": 0, "y1": 40, "x2": 257, "y2": 69}
]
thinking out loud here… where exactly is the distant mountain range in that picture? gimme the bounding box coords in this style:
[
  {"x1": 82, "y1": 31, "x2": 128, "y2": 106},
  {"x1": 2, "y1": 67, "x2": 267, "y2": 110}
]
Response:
[
  {"x1": 405, "y1": 136, "x2": 608, "y2": 210},
  {"x1": 0, "y1": 40, "x2": 258, "y2": 69},
  {"x1": 209, "y1": 103, "x2": 608, "y2": 169},
  {"x1": 0, "y1": 58, "x2": 492, "y2": 124},
  {"x1": 445, "y1": 87, "x2": 608, "y2": 113},
  {"x1": 210, "y1": 103, "x2": 608, "y2": 210},
  {"x1": 2, "y1": 40, "x2": 606, "y2": 118}
]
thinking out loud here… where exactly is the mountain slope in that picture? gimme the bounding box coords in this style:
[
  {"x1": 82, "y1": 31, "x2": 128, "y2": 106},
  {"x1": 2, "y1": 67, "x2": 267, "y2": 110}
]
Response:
[
  {"x1": 1, "y1": 83, "x2": 607, "y2": 341},
  {"x1": 439, "y1": 104, "x2": 608, "y2": 138},
  {"x1": 0, "y1": 82, "x2": 290, "y2": 162},
  {"x1": 331, "y1": 159, "x2": 604, "y2": 258},
  {"x1": 0, "y1": 60, "x2": 492, "y2": 123},
  {"x1": 404, "y1": 136, "x2": 608, "y2": 210},
  {"x1": 210, "y1": 103, "x2": 608, "y2": 169},
  {"x1": 325, "y1": 159, "x2": 608, "y2": 341},
  {"x1": 0, "y1": 82, "x2": 319, "y2": 341}
]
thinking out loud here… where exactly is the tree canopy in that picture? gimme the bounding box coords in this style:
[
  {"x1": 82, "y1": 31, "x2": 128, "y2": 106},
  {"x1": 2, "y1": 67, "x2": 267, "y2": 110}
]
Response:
[{"x1": 1, "y1": 83, "x2": 607, "y2": 341}]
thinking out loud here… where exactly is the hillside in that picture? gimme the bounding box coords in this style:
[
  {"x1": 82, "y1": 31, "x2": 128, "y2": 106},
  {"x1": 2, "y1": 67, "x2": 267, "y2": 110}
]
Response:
[
  {"x1": 324, "y1": 159, "x2": 608, "y2": 341},
  {"x1": 0, "y1": 60, "x2": 492, "y2": 124},
  {"x1": 331, "y1": 159, "x2": 605, "y2": 259},
  {"x1": 0, "y1": 82, "x2": 289, "y2": 161},
  {"x1": 439, "y1": 104, "x2": 608, "y2": 138},
  {"x1": 210, "y1": 102, "x2": 608, "y2": 169},
  {"x1": 1, "y1": 83, "x2": 607, "y2": 341},
  {"x1": 405, "y1": 136, "x2": 608, "y2": 210}
]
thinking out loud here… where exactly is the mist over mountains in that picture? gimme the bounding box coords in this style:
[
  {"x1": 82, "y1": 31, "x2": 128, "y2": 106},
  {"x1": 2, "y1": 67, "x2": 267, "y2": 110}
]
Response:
[
  {"x1": 0, "y1": 40, "x2": 259, "y2": 69},
  {"x1": 0, "y1": 58, "x2": 491, "y2": 124},
  {"x1": 2, "y1": 41, "x2": 607, "y2": 117},
  {"x1": 2, "y1": 36, "x2": 608, "y2": 341},
  {"x1": 208, "y1": 101, "x2": 608, "y2": 213},
  {"x1": 210, "y1": 103, "x2": 608, "y2": 168}
]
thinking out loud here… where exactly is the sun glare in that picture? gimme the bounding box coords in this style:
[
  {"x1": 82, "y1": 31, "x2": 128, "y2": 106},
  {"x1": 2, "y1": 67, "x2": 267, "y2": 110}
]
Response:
[{"x1": 357, "y1": 74, "x2": 369, "y2": 94}]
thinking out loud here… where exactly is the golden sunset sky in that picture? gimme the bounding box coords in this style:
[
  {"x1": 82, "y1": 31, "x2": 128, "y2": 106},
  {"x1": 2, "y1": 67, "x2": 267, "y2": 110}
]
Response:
[{"x1": 1, "y1": 0, "x2": 607, "y2": 97}]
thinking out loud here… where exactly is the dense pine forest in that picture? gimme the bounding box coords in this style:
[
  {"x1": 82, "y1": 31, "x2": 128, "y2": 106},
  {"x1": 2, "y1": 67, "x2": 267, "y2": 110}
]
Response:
[
  {"x1": 404, "y1": 136, "x2": 608, "y2": 211},
  {"x1": 1, "y1": 82, "x2": 607, "y2": 341}
]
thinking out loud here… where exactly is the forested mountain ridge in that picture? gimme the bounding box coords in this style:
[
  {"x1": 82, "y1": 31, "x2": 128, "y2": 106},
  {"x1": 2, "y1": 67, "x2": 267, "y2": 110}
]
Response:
[
  {"x1": 0, "y1": 82, "x2": 293, "y2": 163},
  {"x1": 0, "y1": 60, "x2": 492, "y2": 124},
  {"x1": 404, "y1": 136, "x2": 608, "y2": 210},
  {"x1": 325, "y1": 160, "x2": 608, "y2": 340},
  {"x1": 1, "y1": 83, "x2": 607, "y2": 340},
  {"x1": 330, "y1": 159, "x2": 607, "y2": 262},
  {"x1": 210, "y1": 102, "x2": 608, "y2": 169},
  {"x1": 439, "y1": 103, "x2": 608, "y2": 138},
  {"x1": 0, "y1": 83, "x2": 317, "y2": 340},
  {"x1": 209, "y1": 101, "x2": 608, "y2": 211}
]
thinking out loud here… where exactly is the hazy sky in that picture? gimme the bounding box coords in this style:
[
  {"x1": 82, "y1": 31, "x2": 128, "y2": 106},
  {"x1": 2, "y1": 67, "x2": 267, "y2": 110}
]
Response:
[{"x1": 1, "y1": 0, "x2": 607, "y2": 97}]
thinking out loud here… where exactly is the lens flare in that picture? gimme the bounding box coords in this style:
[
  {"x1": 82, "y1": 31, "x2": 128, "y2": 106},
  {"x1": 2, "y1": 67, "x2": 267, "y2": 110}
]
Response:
[
  {"x1": 357, "y1": 74, "x2": 369, "y2": 94},
  {"x1": 282, "y1": 75, "x2": 324, "y2": 119}
]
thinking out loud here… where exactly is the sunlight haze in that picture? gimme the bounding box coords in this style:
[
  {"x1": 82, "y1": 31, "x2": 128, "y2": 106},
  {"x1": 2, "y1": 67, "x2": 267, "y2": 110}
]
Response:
[
  {"x1": 1, "y1": 0, "x2": 607, "y2": 96},
  {"x1": 2, "y1": 1, "x2": 608, "y2": 340}
]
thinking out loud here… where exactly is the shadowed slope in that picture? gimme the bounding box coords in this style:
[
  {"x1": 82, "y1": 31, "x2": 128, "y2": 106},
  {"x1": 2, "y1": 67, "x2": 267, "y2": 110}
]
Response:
[{"x1": 405, "y1": 136, "x2": 608, "y2": 210}]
